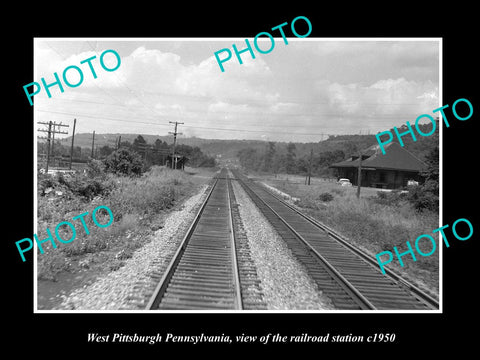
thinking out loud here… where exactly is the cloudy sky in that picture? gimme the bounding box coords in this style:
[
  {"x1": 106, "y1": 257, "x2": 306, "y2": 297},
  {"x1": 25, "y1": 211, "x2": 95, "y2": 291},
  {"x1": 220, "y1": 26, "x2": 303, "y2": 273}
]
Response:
[{"x1": 33, "y1": 38, "x2": 440, "y2": 143}]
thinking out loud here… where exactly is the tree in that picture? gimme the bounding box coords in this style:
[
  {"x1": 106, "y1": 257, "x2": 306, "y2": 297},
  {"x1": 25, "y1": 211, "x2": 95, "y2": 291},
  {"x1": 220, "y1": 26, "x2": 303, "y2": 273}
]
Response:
[
  {"x1": 73, "y1": 146, "x2": 83, "y2": 158},
  {"x1": 421, "y1": 146, "x2": 439, "y2": 183},
  {"x1": 198, "y1": 156, "x2": 216, "y2": 167},
  {"x1": 119, "y1": 140, "x2": 132, "y2": 150},
  {"x1": 155, "y1": 139, "x2": 169, "y2": 150},
  {"x1": 343, "y1": 142, "x2": 359, "y2": 159},
  {"x1": 133, "y1": 135, "x2": 147, "y2": 150},
  {"x1": 50, "y1": 140, "x2": 68, "y2": 157},
  {"x1": 263, "y1": 142, "x2": 276, "y2": 172},
  {"x1": 285, "y1": 142, "x2": 296, "y2": 174},
  {"x1": 99, "y1": 145, "x2": 114, "y2": 157},
  {"x1": 407, "y1": 146, "x2": 439, "y2": 212},
  {"x1": 103, "y1": 148, "x2": 144, "y2": 176},
  {"x1": 238, "y1": 148, "x2": 260, "y2": 171},
  {"x1": 296, "y1": 156, "x2": 309, "y2": 173},
  {"x1": 272, "y1": 153, "x2": 285, "y2": 174},
  {"x1": 86, "y1": 158, "x2": 106, "y2": 178}
]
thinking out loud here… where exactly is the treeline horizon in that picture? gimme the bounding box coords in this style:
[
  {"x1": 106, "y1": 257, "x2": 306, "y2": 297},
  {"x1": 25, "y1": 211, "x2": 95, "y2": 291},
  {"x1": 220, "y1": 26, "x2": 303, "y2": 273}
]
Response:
[
  {"x1": 37, "y1": 134, "x2": 216, "y2": 168},
  {"x1": 39, "y1": 121, "x2": 438, "y2": 172},
  {"x1": 237, "y1": 121, "x2": 439, "y2": 176}
]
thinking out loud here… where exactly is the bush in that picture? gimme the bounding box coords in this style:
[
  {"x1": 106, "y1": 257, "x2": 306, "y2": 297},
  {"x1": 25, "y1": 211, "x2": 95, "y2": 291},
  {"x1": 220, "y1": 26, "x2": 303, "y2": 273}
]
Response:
[
  {"x1": 105, "y1": 167, "x2": 188, "y2": 220},
  {"x1": 86, "y1": 159, "x2": 106, "y2": 178},
  {"x1": 38, "y1": 175, "x2": 56, "y2": 194},
  {"x1": 375, "y1": 190, "x2": 407, "y2": 206},
  {"x1": 65, "y1": 176, "x2": 114, "y2": 200},
  {"x1": 36, "y1": 165, "x2": 196, "y2": 282},
  {"x1": 318, "y1": 192, "x2": 334, "y2": 202},
  {"x1": 76, "y1": 179, "x2": 107, "y2": 199},
  {"x1": 407, "y1": 146, "x2": 439, "y2": 212},
  {"x1": 330, "y1": 187, "x2": 346, "y2": 196},
  {"x1": 407, "y1": 182, "x2": 438, "y2": 212},
  {"x1": 108, "y1": 182, "x2": 176, "y2": 218},
  {"x1": 103, "y1": 148, "x2": 144, "y2": 176}
]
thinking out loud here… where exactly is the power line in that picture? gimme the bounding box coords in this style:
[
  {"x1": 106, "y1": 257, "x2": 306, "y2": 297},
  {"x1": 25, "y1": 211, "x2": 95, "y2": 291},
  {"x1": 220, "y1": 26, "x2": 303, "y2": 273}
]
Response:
[
  {"x1": 35, "y1": 108, "x2": 334, "y2": 135},
  {"x1": 50, "y1": 100, "x2": 430, "y2": 121},
  {"x1": 36, "y1": 109, "x2": 171, "y2": 127},
  {"x1": 40, "y1": 42, "x2": 437, "y2": 122},
  {"x1": 34, "y1": 108, "x2": 403, "y2": 136},
  {"x1": 38, "y1": 43, "x2": 434, "y2": 137},
  {"x1": 46, "y1": 94, "x2": 434, "y2": 114},
  {"x1": 103, "y1": 86, "x2": 433, "y2": 107}
]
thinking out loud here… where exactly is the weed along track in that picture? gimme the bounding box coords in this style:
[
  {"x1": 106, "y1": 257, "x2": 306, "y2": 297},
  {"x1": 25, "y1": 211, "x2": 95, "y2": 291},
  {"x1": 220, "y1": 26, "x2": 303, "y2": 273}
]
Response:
[
  {"x1": 147, "y1": 168, "x2": 244, "y2": 310},
  {"x1": 232, "y1": 170, "x2": 439, "y2": 310}
]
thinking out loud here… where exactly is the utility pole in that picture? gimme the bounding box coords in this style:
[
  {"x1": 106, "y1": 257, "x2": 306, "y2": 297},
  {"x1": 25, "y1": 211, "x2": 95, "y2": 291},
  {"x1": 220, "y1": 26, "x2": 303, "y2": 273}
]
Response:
[
  {"x1": 38, "y1": 121, "x2": 69, "y2": 173},
  {"x1": 169, "y1": 121, "x2": 183, "y2": 169},
  {"x1": 39, "y1": 121, "x2": 52, "y2": 172},
  {"x1": 91, "y1": 131, "x2": 95, "y2": 159},
  {"x1": 356, "y1": 150, "x2": 362, "y2": 199},
  {"x1": 69, "y1": 118, "x2": 76, "y2": 170},
  {"x1": 306, "y1": 148, "x2": 313, "y2": 186},
  {"x1": 51, "y1": 125, "x2": 56, "y2": 167}
]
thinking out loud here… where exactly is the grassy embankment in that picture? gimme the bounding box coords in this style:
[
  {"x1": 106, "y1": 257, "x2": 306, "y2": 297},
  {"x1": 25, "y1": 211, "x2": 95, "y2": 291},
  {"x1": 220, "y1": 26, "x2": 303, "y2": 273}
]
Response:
[
  {"x1": 254, "y1": 173, "x2": 439, "y2": 296},
  {"x1": 37, "y1": 166, "x2": 216, "y2": 281}
]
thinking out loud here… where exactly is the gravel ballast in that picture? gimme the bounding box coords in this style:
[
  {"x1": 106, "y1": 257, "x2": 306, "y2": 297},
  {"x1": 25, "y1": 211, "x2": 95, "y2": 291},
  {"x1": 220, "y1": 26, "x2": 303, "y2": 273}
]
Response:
[
  {"x1": 55, "y1": 185, "x2": 210, "y2": 310},
  {"x1": 232, "y1": 180, "x2": 335, "y2": 310},
  {"x1": 53, "y1": 176, "x2": 335, "y2": 311}
]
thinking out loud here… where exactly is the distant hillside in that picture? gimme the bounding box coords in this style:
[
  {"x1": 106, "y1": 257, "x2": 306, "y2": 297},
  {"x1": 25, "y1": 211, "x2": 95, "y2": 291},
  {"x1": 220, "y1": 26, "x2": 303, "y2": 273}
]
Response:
[
  {"x1": 58, "y1": 133, "x2": 270, "y2": 159},
  {"x1": 58, "y1": 122, "x2": 438, "y2": 163},
  {"x1": 58, "y1": 133, "x2": 172, "y2": 149}
]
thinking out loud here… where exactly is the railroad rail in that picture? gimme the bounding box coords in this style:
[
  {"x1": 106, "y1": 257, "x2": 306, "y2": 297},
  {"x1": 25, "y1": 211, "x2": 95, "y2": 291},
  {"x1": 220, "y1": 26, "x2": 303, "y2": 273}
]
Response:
[
  {"x1": 147, "y1": 168, "x2": 243, "y2": 310},
  {"x1": 232, "y1": 170, "x2": 439, "y2": 310}
]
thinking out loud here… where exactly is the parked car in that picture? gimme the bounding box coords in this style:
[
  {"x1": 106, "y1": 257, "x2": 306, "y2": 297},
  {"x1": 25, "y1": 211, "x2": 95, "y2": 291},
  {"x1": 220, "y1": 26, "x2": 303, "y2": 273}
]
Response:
[{"x1": 337, "y1": 178, "x2": 352, "y2": 187}]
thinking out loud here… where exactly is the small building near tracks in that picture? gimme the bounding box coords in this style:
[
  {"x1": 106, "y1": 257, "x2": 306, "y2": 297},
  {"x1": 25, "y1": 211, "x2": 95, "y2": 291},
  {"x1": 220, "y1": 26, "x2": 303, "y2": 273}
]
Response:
[
  {"x1": 166, "y1": 154, "x2": 187, "y2": 170},
  {"x1": 330, "y1": 142, "x2": 427, "y2": 189}
]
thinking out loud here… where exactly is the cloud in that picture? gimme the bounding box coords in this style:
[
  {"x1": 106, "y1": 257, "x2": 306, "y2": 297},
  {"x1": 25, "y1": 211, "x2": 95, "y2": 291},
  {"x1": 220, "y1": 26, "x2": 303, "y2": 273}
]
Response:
[
  {"x1": 35, "y1": 46, "x2": 63, "y2": 75},
  {"x1": 329, "y1": 77, "x2": 437, "y2": 111},
  {"x1": 32, "y1": 48, "x2": 128, "y2": 106},
  {"x1": 154, "y1": 103, "x2": 184, "y2": 115},
  {"x1": 33, "y1": 40, "x2": 440, "y2": 142},
  {"x1": 317, "y1": 77, "x2": 439, "y2": 131},
  {"x1": 34, "y1": 43, "x2": 279, "y2": 114},
  {"x1": 268, "y1": 102, "x2": 301, "y2": 113},
  {"x1": 175, "y1": 51, "x2": 275, "y2": 104},
  {"x1": 306, "y1": 40, "x2": 439, "y2": 85},
  {"x1": 208, "y1": 101, "x2": 255, "y2": 114},
  {"x1": 95, "y1": 46, "x2": 278, "y2": 106}
]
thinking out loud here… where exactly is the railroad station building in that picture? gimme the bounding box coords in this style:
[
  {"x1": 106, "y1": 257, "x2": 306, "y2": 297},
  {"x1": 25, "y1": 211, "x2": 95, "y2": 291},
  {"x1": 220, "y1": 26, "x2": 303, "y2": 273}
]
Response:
[{"x1": 330, "y1": 142, "x2": 427, "y2": 189}]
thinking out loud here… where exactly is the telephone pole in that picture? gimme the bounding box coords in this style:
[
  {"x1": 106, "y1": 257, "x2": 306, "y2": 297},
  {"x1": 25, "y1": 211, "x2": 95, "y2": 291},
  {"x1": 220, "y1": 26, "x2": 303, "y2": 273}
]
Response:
[
  {"x1": 169, "y1": 121, "x2": 183, "y2": 169},
  {"x1": 38, "y1": 121, "x2": 69, "y2": 172},
  {"x1": 356, "y1": 150, "x2": 363, "y2": 199},
  {"x1": 116, "y1": 135, "x2": 122, "y2": 150},
  {"x1": 69, "y1": 118, "x2": 76, "y2": 170},
  {"x1": 306, "y1": 148, "x2": 313, "y2": 186},
  {"x1": 91, "y1": 131, "x2": 96, "y2": 159}
]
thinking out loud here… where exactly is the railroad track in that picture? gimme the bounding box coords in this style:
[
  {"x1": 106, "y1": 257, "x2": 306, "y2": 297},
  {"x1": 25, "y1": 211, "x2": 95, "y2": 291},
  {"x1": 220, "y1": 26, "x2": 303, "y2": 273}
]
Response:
[
  {"x1": 147, "y1": 168, "x2": 243, "y2": 310},
  {"x1": 232, "y1": 170, "x2": 439, "y2": 310}
]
